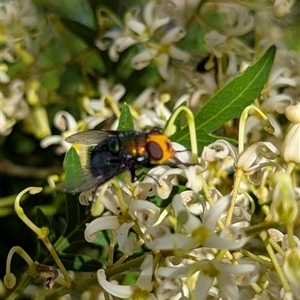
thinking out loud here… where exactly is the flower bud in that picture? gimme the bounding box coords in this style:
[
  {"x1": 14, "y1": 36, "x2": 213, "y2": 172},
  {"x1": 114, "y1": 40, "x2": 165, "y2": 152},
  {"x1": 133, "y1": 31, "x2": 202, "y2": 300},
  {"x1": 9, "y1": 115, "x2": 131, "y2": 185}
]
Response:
[
  {"x1": 269, "y1": 173, "x2": 298, "y2": 225},
  {"x1": 282, "y1": 103, "x2": 300, "y2": 164},
  {"x1": 282, "y1": 248, "x2": 300, "y2": 292}
]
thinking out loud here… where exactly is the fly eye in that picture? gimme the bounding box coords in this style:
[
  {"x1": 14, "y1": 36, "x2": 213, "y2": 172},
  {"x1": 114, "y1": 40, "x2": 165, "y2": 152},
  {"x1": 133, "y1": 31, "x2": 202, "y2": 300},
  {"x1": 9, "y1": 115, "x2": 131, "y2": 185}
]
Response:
[
  {"x1": 108, "y1": 138, "x2": 120, "y2": 152},
  {"x1": 147, "y1": 141, "x2": 163, "y2": 161}
]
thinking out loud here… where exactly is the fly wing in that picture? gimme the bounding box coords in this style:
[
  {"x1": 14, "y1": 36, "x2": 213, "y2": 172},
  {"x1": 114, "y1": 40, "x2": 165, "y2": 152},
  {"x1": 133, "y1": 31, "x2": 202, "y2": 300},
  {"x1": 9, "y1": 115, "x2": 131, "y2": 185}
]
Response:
[
  {"x1": 60, "y1": 169, "x2": 102, "y2": 193},
  {"x1": 65, "y1": 130, "x2": 112, "y2": 145},
  {"x1": 60, "y1": 161, "x2": 129, "y2": 193}
]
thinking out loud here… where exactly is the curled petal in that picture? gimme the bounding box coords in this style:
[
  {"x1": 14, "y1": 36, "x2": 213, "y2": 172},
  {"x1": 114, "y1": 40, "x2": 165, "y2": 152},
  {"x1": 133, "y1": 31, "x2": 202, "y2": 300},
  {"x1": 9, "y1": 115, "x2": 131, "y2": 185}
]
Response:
[
  {"x1": 268, "y1": 228, "x2": 284, "y2": 242},
  {"x1": 129, "y1": 200, "x2": 160, "y2": 226},
  {"x1": 232, "y1": 262, "x2": 260, "y2": 286},
  {"x1": 218, "y1": 226, "x2": 247, "y2": 249},
  {"x1": 108, "y1": 44, "x2": 120, "y2": 62},
  {"x1": 157, "y1": 278, "x2": 182, "y2": 300},
  {"x1": 40, "y1": 135, "x2": 64, "y2": 149},
  {"x1": 157, "y1": 178, "x2": 173, "y2": 199},
  {"x1": 131, "y1": 49, "x2": 157, "y2": 70},
  {"x1": 114, "y1": 36, "x2": 138, "y2": 53},
  {"x1": 261, "y1": 94, "x2": 293, "y2": 114},
  {"x1": 53, "y1": 111, "x2": 77, "y2": 131},
  {"x1": 172, "y1": 194, "x2": 201, "y2": 232},
  {"x1": 144, "y1": 224, "x2": 171, "y2": 240},
  {"x1": 202, "y1": 140, "x2": 237, "y2": 162},
  {"x1": 85, "y1": 216, "x2": 119, "y2": 242},
  {"x1": 237, "y1": 142, "x2": 279, "y2": 170},
  {"x1": 161, "y1": 26, "x2": 186, "y2": 44},
  {"x1": 97, "y1": 269, "x2": 135, "y2": 298},
  {"x1": 144, "y1": 2, "x2": 170, "y2": 34}
]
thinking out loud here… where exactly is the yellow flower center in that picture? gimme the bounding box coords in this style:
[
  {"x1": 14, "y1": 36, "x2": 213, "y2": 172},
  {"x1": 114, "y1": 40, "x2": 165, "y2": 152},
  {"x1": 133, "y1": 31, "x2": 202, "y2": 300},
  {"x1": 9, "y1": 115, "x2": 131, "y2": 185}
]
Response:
[{"x1": 132, "y1": 288, "x2": 150, "y2": 300}]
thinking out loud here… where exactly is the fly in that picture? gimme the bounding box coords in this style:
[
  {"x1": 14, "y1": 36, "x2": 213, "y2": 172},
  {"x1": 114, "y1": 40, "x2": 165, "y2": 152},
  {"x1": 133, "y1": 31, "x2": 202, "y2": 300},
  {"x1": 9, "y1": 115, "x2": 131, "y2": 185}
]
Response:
[{"x1": 61, "y1": 129, "x2": 185, "y2": 194}]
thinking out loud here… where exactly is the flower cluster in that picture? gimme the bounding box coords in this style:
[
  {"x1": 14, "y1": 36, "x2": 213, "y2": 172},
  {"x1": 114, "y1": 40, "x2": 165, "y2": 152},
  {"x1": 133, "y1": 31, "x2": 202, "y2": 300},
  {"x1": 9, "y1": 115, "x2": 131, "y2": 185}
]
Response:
[{"x1": 1, "y1": 1, "x2": 300, "y2": 300}]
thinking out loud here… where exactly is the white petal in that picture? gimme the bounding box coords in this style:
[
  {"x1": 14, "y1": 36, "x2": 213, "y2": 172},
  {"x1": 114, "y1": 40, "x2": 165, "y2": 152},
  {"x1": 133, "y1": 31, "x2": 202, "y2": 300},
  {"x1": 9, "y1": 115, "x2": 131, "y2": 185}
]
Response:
[
  {"x1": 157, "y1": 178, "x2": 173, "y2": 199},
  {"x1": 169, "y1": 46, "x2": 190, "y2": 62},
  {"x1": 133, "y1": 87, "x2": 156, "y2": 109},
  {"x1": 202, "y1": 140, "x2": 237, "y2": 162},
  {"x1": 145, "y1": 234, "x2": 191, "y2": 251},
  {"x1": 85, "y1": 216, "x2": 119, "y2": 242},
  {"x1": 172, "y1": 194, "x2": 201, "y2": 232},
  {"x1": 126, "y1": 19, "x2": 147, "y2": 36},
  {"x1": 157, "y1": 278, "x2": 182, "y2": 300},
  {"x1": 97, "y1": 269, "x2": 135, "y2": 298},
  {"x1": 40, "y1": 135, "x2": 63, "y2": 148},
  {"x1": 237, "y1": 142, "x2": 279, "y2": 170},
  {"x1": 156, "y1": 54, "x2": 169, "y2": 80},
  {"x1": 157, "y1": 265, "x2": 190, "y2": 278},
  {"x1": 161, "y1": 26, "x2": 186, "y2": 44},
  {"x1": 102, "y1": 190, "x2": 122, "y2": 215},
  {"x1": 203, "y1": 195, "x2": 231, "y2": 231},
  {"x1": 136, "y1": 255, "x2": 153, "y2": 291},
  {"x1": 193, "y1": 272, "x2": 214, "y2": 300},
  {"x1": 217, "y1": 272, "x2": 239, "y2": 299},
  {"x1": 268, "y1": 228, "x2": 284, "y2": 242},
  {"x1": 54, "y1": 111, "x2": 77, "y2": 131},
  {"x1": 111, "y1": 83, "x2": 126, "y2": 102},
  {"x1": 205, "y1": 233, "x2": 246, "y2": 250},
  {"x1": 131, "y1": 50, "x2": 156, "y2": 70},
  {"x1": 116, "y1": 222, "x2": 135, "y2": 255},
  {"x1": 114, "y1": 36, "x2": 138, "y2": 52},
  {"x1": 129, "y1": 200, "x2": 160, "y2": 226},
  {"x1": 144, "y1": 224, "x2": 171, "y2": 239}
]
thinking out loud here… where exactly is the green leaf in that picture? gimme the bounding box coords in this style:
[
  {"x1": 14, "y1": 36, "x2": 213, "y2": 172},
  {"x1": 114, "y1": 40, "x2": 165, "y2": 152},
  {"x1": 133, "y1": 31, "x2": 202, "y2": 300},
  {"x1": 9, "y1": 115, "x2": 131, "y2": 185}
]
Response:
[
  {"x1": 62, "y1": 146, "x2": 91, "y2": 194},
  {"x1": 35, "y1": 207, "x2": 57, "y2": 243},
  {"x1": 172, "y1": 45, "x2": 276, "y2": 151},
  {"x1": 118, "y1": 103, "x2": 134, "y2": 131},
  {"x1": 60, "y1": 18, "x2": 97, "y2": 46}
]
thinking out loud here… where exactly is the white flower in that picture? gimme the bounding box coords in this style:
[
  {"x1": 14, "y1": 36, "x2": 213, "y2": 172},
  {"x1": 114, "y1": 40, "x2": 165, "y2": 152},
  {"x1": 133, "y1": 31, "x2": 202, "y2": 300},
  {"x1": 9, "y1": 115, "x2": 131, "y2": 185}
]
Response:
[
  {"x1": 0, "y1": 79, "x2": 29, "y2": 136},
  {"x1": 131, "y1": 38, "x2": 190, "y2": 80},
  {"x1": 273, "y1": 0, "x2": 295, "y2": 18},
  {"x1": 97, "y1": 255, "x2": 156, "y2": 299},
  {"x1": 83, "y1": 79, "x2": 125, "y2": 128},
  {"x1": 204, "y1": 5, "x2": 254, "y2": 59},
  {"x1": 202, "y1": 140, "x2": 281, "y2": 184},
  {"x1": 144, "y1": 195, "x2": 247, "y2": 252},
  {"x1": 40, "y1": 111, "x2": 78, "y2": 154},
  {"x1": 157, "y1": 258, "x2": 259, "y2": 300},
  {"x1": 85, "y1": 190, "x2": 160, "y2": 255}
]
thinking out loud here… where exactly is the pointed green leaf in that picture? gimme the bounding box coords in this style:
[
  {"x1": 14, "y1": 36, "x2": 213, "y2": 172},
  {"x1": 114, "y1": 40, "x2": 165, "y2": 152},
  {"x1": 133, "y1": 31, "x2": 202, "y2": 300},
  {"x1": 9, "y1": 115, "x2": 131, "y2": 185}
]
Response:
[
  {"x1": 172, "y1": 45, "x2": 276, "y2": 151},
  {"x1": 118, "y1": 103, "x2": 134, "y2": 130},
  {"x1": 60, "y1": 18, "x2": 97, "y2": 46}
]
